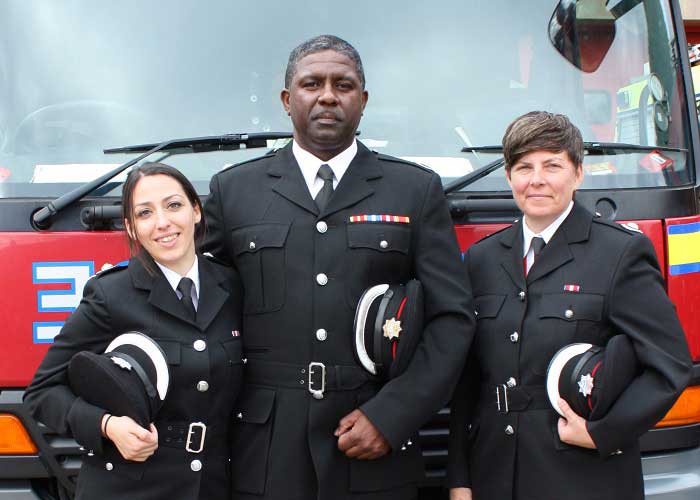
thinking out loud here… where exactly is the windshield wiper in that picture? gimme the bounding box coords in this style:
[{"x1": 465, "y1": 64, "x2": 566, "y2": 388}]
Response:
[
  {"x1": 444, "y1": 157, "x2": 505, "y2": 194},
  {"x1": 103, "y1": 132, "x2": 293, "y2": 155},
  {"x1": 445, "y1": 142, "x2": 688, "y2": 194},
  {"x1": 461, "y1": 142, "x2": 686, "y2": 155},
  {"x1": 32, "y1": 132, "x2": 293, "y2": 229}
]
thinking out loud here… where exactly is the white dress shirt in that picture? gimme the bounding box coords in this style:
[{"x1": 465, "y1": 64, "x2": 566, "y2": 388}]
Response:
[
  {"x1": 156, "y1": 256, "x2": 200, "y2": 311},
  {"x1": 522, "y1": 201, "x2": 574, "y2": 273},
  {"x1": 292, "y1": 139, "x2": 358, "y2": 198}
]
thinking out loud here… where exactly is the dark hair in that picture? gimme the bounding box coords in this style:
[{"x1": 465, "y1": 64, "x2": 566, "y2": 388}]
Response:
[
  {"x1": 285, "y1": 34, "x2": 365, "y2": 89},
  {"x1": 502, "y1": 111, "x2": 584, "y2": 171},
  {"x1": 121, "y1": 162, "x2": 205, "y2": 271}
]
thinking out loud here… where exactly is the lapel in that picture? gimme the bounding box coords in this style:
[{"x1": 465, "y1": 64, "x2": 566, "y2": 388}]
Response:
[
  {"x1": 268, "y1": 144, "x2": 319, "y2": 215},
  {"x1": 266, "y1": 141, "x2": 382, "y2": 218},
  {"x1": 525, "y1": 202, "x2": 592, "y2": 285},
  {"x1": 195, "y1": 256, "x2": 231, "y2": 331},
  {"x1": 129, "y1": 254, "x2": 230, "y2": 332},
  {"x1": 323, "y1": 142, "x2": 382, "y2": 218},
  {"x1": 499, "y1": 220, "x2": 526, "y2": 290}
]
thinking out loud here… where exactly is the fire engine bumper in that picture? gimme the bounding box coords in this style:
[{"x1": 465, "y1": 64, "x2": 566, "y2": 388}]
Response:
[
  {"x1": 643, "y1": 445, "x2": 700, "y2": 499},
  {"x1": 0, "y1": 481, "x2": 41, "y2": 499}
]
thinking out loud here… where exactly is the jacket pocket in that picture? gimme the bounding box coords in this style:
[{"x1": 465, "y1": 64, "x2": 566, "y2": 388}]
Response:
[
  {"x1": 474, "y1": 294, "x2": 506, "y2": 319},
  {"x1": 344, "y1": 223, "x2": 412, "y2": 309},
  {"x1": 347, "y1": 223, "x2": 411, "y2": 254},
  {"x1": 538, "y1": 293, "x2": 604, "y2": 322},
  {"x1": 231, "y1": 223, "x2": 290, "y2": 314},
  {"x1": 231, "y1": 386, "x2": 276, "y2": 495},
  {"x1": 156, "y1": 340, "x2": 181, "y2": 365}
]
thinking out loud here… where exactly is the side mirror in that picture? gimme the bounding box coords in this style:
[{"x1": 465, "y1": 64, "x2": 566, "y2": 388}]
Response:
[{"x1": 549, "y1": 0, "x2": 616, "y2": 73}]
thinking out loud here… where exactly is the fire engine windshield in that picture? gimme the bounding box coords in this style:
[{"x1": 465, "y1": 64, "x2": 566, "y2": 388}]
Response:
[{"x1": 0, "y1": 0, "x2": 691, "y2": 198}]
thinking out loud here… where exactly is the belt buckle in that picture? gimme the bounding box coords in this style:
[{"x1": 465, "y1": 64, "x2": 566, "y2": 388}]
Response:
[
  {"x1": 496, "y1": 384, "x2": 509, "y2": 414},
  {"x1": 185, "y1": 422, "x2": 207, "y2": 453},
  {"x1": 308, "y1": 362, "x2": 326, "y2": 400}
]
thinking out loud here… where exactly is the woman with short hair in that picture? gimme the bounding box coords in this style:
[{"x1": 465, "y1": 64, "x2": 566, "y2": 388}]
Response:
[{"x1": 447, "y1": 111, "x2": 691, "y2": 500}]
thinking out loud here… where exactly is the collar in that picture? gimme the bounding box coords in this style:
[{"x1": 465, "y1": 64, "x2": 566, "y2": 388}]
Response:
[
  {"x1": 293, "y1": 139, "x2": 358, "y2": 194},
  {"x1": 155, "y1": 255, "x2": 200, "y2": 303},
  {"x1": 522, "y1": 201, "x2": 574, "y2": 257}
]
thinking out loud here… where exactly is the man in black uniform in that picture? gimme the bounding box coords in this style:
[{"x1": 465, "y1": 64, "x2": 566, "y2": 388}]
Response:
[{"x1": 202, "y1": 35, "x2": 474, "y2": 500}]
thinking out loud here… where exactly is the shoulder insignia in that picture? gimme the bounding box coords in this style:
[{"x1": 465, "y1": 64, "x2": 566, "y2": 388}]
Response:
[
  {"x1": 620, "y1": 222, "x2": 643, "y2": 234},
  {"x1": 592, "y1": 217, "x2": 643, "y2": 235},
  {"x1": 217, "y1": 150, "x2": 278, "y2": 174},
  {"x1": 95, "y1": 261, "x2": 128, "y2": 277},
  {"x1": 202, "y1": 252, "x2": 231, "y2": 267}
]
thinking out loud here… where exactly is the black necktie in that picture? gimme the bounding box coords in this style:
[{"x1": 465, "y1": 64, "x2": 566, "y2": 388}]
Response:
[
  {"x1": 531, "y1": 236, "x2": 546, "y2": 261},
  {"x1": 177, "y1": 277, "x2": 196, "y2": 320},
  {"x1": 314, "y1": 164, "x2": 334, "y2": 212}
]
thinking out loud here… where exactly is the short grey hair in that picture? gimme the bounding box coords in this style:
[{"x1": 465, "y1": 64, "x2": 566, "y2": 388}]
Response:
[{"x1": 285, "y1": 35, "x2": 365, "y2": 89}]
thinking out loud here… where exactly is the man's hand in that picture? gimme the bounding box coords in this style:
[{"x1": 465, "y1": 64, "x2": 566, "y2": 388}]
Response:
[
  {"x1": 557, "y1": 398, "x2": 596, "y2": 449},
  {"x1": 103, "y1": 415, "x2": 159, "y2": 461},
  {"x1": 335, "y1": 409, "x2": 390, "y2": 460},
  {"x1": 450, "y1": 487, "x2": 473, "y2": 500}
]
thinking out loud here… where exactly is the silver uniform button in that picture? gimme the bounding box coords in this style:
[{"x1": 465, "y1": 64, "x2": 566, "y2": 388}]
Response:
[
  {"x1": 519, "y1": 291, "x2": 526, "y2": 301},
  {"x1": 316, "y1": 329, "x2": 328, "y2": 341},
  {"x1": 236, "y1": 412, "x2": 243, "y2": 419},
  {"x1": 190, "y1": 459, "x2": 202, "y2": 472},
  {"x1": 506, "y1": 377, "x2": 517, "y2": 388},
  {"x1": 316, "y1": 221, "x2": 328, "y2": 233},
  {"x1": 505, "y1": 425, "x2": 514, "y2": 435},
  {"x1": 193, "y1": 339, "x2": 206, "y2": 352},
  {"x1": 316, "y1": 273, "x2": 328, "y2": 286},
  {"x1": 565, "y1": 309, "x2": 574, "y2": 319},
  {"x1": 379, "y1": 240, "x2": 388, "y2": 249},
  {"x1": 510, "y1": 331, "x2": 519, "y2": 343},
  {"x1": 105, "y1": 462, "x2": 113, "y2": 471},
  {"x1": 197, "y1": 381, "x2": 209, "y2": 392},
  {"x1": 249, "y1": 241, "x2": 256, "y2": 250}
]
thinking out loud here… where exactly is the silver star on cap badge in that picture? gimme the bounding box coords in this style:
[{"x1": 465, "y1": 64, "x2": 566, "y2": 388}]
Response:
[
  {"x1": 382, "y1": 318, "x2": 403, "y2": 340},
  {"x1": 577, "y1": 373, "x2": 594, "y2": 397}
]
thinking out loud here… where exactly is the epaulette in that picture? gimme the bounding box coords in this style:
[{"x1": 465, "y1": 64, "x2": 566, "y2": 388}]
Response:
[
  {"x1": 374, "y1": 152, "x2": 433, "y2": 173},
  {"x1": 472, "y1": 223, "x2": 513, "y2": 245},
  {"x1": 202, "y1": 252, "x2": 231, "y2": 267},
  {"x1": 94, "y1": 261, "x2": 128, "y2": 278},
  {"x1": 217, "y1": 149, "x2": 279, "y2": 175},
  {"x1": 592, "y1": 217, "x2": 643, "y2": 235}
]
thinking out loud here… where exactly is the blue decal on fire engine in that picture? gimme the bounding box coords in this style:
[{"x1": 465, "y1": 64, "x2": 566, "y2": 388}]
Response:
[
  {"x1": 33, "y1": 261, "x2": 94, "y2": 312},
  {"x1": 33, "y1": 322, "x2": 65, "y2": 344},
  {"x1": 32, "y1": 261, "x2": 95, "y2": 343}
]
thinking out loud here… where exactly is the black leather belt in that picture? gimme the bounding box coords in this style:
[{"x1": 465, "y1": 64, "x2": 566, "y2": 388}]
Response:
[
  {"x1": 480, "y1": 383, "x2": 551, "y2": 413},
  {"x1": 156, "y1": 421, "x2": 228, "y2": 455},
  {"x1": 246, "y1": 359, "x2": 372, "y2": 400}
]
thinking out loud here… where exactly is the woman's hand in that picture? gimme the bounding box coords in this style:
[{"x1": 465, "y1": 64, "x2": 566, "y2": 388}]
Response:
[
  {"x1": 557, "y1": 398, "x2": 596, "y2": 449},
  {"x1": 450, "y1": 487, "x2": 473, "y2": 500},
  {"x1": 102, "y1": 414, "x2": 158, "y2": 461}
]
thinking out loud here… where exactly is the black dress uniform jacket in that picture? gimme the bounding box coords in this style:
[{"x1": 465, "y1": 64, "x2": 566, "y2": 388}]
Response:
[
  {"x1": 447, "y1": 202, "x2": 691, "y2": 500},
  {"x1": 202, "y1": 142, "x2": 474, "y2": 500},
  {"x1": 24, "y1": 254, "x2": 244, "y2": 500}
]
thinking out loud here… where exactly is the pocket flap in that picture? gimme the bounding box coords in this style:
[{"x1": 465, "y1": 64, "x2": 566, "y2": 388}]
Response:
[
  {"x1": 231, "y1": 223, "x2": 291, "y2": 256},
  {"x1": 221, "y1": 338, "x2": 243, "y2": 362},
  {"x1": 156, "y1": 340, "x2": 181, "y2": 365},
  {"x1": 474, "y1": 294, "x2": 506, "y2": 318},
  {"x1": 538, "y1": 293, "x2": 603, "y2": 321},
  {"x1": 347, "y1": 223, "x2": 411, "y2": 253},
  {"x1": 234, "y1": 387, "x2": 276, "y2": 424}
]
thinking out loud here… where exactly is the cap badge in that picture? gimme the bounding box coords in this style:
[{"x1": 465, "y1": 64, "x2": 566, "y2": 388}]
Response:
[
  {"x1": 577, "y1": 373, "x2": 594, "y2": 397},
  {"x1": 383, "y1": 318, "x2": 403, "y2": 340},
  {"x1": 110, "y1": 356, "x2": 132, "y2": 371}
]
